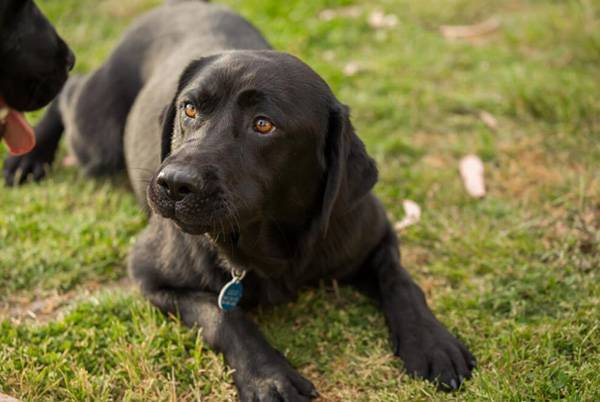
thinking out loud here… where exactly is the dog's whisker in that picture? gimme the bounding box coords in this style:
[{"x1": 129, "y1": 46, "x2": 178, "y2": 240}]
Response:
[
  {"x1": 224, "y1": 201, "x2": 241, "y2": 237},
  {"x1": 228, "y1": 191, "x2": 251, "y2": 218}
]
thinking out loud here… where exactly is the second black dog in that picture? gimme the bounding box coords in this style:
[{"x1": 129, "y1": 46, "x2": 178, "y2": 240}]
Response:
[
  {"x1": 0, "y1": 0, "x2": 74, "y2": 110},
  {"x1": 0, "y1": 0, "x2": 74, "y2": 157}
]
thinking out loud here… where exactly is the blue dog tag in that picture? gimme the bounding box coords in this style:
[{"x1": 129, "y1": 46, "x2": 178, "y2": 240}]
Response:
[{"x1": 218, "y1": 276, "x2": 244, "y2": 311}]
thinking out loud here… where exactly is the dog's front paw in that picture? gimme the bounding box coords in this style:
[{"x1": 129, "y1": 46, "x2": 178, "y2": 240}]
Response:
[
  {"x1": 393, "y1": 320, "x2": 476, "y2": 391},
  {"x1": 234, "y1": 354, "x2": 318, "y2": 402},
  {"x1": 3, "y1": 149, "x2": 53, "y2": 186}
]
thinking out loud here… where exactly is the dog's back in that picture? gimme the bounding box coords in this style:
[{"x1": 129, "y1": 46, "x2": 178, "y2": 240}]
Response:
[{"x1": 60, "y1": 1, "x2": 269, "y2": 182}]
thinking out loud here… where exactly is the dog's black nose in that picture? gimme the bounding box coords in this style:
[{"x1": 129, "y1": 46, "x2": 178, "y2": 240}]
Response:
[{"x1": 156, "y1": 165, "x2": 202, "y2": 201}]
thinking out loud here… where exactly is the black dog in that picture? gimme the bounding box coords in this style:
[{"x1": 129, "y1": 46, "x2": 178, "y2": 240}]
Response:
[
  {"x1": 0, "y1": 0, "x2": 74, "y2": 110},
  {"x1": 4, "y1": 2, "x2": 475, "y2": 400},
  {"x1": 0, "y1": 0, "x2": 74, "y2": 156}
]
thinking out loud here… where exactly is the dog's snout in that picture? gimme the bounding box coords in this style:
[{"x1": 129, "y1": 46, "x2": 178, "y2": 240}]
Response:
[
  {"x1": 65, "y1": 49, "x2": 76, "y2": 72},
  {"x1": 156, "y1": 165, "x2": 202, "y2": 201},
  {"x1": 60, "y1": 37, "x2": 76, "y2": 72}
]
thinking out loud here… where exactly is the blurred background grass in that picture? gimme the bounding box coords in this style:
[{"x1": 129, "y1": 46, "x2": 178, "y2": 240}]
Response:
[{"x1": 1, "y1": 0, "x2": 598, "y2": 400}]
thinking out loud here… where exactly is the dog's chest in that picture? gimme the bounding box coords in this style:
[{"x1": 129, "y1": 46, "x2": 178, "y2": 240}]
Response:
[{"x1": 239, "y1": 272, "x2": 301, "y2": 306}]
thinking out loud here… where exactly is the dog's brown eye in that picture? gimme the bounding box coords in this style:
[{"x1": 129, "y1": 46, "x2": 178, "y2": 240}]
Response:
[
  {"x1": 184, "y1": 103, "x2": 197, "y2": 119},
  {"x1": 254, "y1": 117, "x2": 274, "y2": 134}
]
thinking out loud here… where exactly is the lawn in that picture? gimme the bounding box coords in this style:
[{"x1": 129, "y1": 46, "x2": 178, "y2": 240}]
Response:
[{"x1": 1, "y1": 0, "x2": 599, "y2": 400}]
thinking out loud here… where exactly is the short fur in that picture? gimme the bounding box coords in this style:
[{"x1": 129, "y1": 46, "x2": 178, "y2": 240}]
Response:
[
  {"x1": 3, "y1": 2, "x2": 475, "y2": 400},
  {"x1": 0, "y1": 0, "x2": 74, "y2": 111}
]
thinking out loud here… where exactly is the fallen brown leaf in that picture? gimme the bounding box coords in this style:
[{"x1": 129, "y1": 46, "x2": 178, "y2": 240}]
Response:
[
  {"x1": 368, "y1": 10, "x2": 398, "y2": 29},
  {"x1": 478, "y1": 110, "x2": 498, "y2": 130},
  {"x1": 319, "y1": 6, "x2": 362, "y2": 21},
  {"x1": 440, "y1": 17, "x2": 501, "y2": 40},
  {"x1": 394, "y1": 200, "x2": 422, "y2": 231},
  {"x1": 459, "y1": 154, "x2": 486, "y2": 198},
  {"x1": 342, "y1": 61, "x2": 362, "y2": 76}
]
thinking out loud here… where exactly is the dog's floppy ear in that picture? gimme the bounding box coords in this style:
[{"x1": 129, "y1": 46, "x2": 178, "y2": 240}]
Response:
[
  {"x1": 318, "y1": 103, "x2": 378, "y2": 236},
  {"x1": 160, "y1": 101, "x2": 178, "y2": 162},
  {"x1": 160, "y1": 56, "x2": 218, "y2": 161}
]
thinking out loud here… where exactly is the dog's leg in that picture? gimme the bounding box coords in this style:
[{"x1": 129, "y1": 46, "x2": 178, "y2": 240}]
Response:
[
  {"x1": 128, "y1": 228, "x2": 318, "y2": 402},
  {"x1": 349, "y1": 226, "x2": 476, "y2": 391},
  {"x1": 140, "y1": 288, "x2": 318, "y2": 402},
  {"x1": 3, "y1": 99, "x2": 64, "y2": 185}
]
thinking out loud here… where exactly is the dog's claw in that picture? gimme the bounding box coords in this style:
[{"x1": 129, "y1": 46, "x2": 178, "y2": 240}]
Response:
[{"x1": 450, "y1": 378, "x2": 458, "y2": 390}]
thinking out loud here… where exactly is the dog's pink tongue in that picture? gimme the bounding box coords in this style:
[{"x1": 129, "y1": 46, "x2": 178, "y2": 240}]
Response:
[{"x1": 0, "y1": 98, "x2": 35, "y2": 155}]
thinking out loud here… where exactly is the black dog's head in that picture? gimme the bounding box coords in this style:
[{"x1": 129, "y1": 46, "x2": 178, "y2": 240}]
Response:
[
  {"x1": 0, "y1": 0, "x2": 74, "y2": 111},
  {"x1": 149, "y1": 50, "x2": 377, "y2": 240}
]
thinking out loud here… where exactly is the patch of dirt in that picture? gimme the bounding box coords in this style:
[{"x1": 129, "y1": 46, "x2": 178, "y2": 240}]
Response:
[
  {"x1": 491, "y1": 140, "x2": 567, "y2": 200},
  {"x1": 0, "y1": 393, "x2": 22, "y2": 402},
  {"x1": 0, "y1": 278, "x2": 133, "y2": 325},
  {"x1": 422, "y1": 154, "x2": 452, "y2": 169},
  {"x1": 540, "y1": 203, "x2": 600, "y2": 273},
  {"x1": 312, "y1": 351, "x2": 401, "y2": 401},
  {"x1": 401, "y1": 246, "x2": 433, "y2": 268}
]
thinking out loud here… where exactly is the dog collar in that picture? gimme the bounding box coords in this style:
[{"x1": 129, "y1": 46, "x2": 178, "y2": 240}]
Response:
[{"x1": 218, "y1": 269, "x2": 246, "y2": 311}]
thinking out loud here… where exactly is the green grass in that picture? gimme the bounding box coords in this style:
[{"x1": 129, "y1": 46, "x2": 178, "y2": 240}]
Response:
[{"x1": 1, "y1": 0, "x2": 599, "y2": 400}]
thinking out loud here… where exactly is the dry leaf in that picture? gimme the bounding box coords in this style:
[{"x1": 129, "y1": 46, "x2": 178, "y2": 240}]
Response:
[
  {"x1": 368, "y1": 10, "x2": 398, "y2": 29},
  {"x1": 394, "y1": 200, "x2": 422, "y2": 231},
  {"x1": 459, "y1": 154, "x2": 486, "y2": 198},
  {"x1": 319, "y1": 6, "x2": 362, "y2": 21},
  {"x1": 440, "y1": 17, "x2": 500, "y2": 40},
  {"x1": 479, "y1": 110, "x2": 498, "y2": 130},
  {"x1": 343, "y1": 61, "x2": 362, "y2": 76}
]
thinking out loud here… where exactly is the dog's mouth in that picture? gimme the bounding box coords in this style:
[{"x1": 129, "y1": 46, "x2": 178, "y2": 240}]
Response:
[
  {"x1": 174, "y1": 220, "x2": 241, "y2": 242},
  {"x1": 24, "y1": 74, "x2": 68, "y2": 110},
  {"x1": 147, "y1": 179, "x2": 241, "y2": 237},
  {"x1": 170, "y1": 204, "x2": 238, "y2": 237}
]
